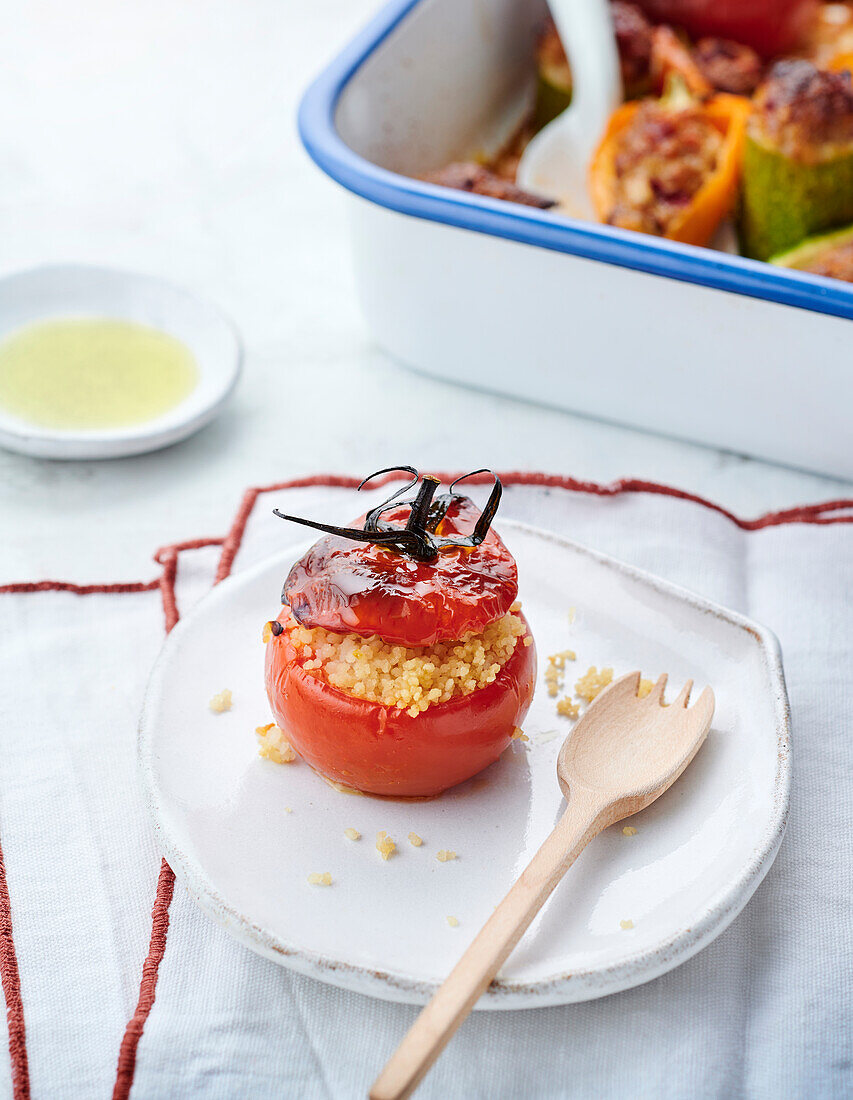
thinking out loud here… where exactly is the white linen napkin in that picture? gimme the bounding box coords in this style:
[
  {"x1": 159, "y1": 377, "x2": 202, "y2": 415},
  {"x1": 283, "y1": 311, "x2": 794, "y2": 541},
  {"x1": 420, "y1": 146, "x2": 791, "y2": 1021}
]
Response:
[{"x1": 1, "y1": 477, "x2": 850, "y2": 1099}]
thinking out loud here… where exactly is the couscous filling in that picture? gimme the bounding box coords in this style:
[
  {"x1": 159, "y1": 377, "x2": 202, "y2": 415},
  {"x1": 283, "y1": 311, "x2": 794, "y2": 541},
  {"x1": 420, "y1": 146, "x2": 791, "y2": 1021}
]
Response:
[{"x1": 280, "y1": 606, "x2": 526, "y2": 717}]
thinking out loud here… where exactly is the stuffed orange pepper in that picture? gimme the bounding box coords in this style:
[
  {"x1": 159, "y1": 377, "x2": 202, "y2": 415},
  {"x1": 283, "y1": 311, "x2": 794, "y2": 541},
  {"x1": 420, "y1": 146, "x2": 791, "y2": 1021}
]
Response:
[{"x1": 590, "y1": 78, "x2": 751, "y2": 246}]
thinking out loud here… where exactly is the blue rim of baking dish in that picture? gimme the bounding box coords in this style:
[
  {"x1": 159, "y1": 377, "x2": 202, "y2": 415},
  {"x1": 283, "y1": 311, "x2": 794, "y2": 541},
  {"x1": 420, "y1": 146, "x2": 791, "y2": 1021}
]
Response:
[{"x1": 299, "y1": 0, "x2": 853, "y2": 323}]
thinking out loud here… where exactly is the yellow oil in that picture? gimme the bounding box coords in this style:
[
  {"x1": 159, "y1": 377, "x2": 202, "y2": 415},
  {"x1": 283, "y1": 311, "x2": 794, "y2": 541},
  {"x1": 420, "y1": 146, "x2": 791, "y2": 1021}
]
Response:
[{"x1": 0, "y1": 317, "x2": 198, "y2": 430}]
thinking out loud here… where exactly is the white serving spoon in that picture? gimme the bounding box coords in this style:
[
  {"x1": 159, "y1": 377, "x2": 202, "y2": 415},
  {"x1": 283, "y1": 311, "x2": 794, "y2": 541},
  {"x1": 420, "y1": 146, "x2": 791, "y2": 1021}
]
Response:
[{"x1": 517, "y1": 0, "x2": 623, "y2": 218}]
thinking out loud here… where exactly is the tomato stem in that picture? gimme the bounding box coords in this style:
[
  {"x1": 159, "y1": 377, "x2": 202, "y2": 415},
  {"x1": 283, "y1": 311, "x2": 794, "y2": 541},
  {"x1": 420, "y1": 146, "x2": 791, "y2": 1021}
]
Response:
[
  {"x1": 405, "y1": 475, "x2": 441, "y2": 536},
  {"x1": 273, "y1": 469, "x2": 503, "y2": 564}
]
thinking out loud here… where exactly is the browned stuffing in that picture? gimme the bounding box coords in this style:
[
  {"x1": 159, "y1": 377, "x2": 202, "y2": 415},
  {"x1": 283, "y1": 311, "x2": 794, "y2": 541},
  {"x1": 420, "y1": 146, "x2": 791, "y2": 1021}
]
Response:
[
  {"x1": 693, "y1": 37, "x2": 763, "y2": 95},
  {"x1": 797, "y1": 239, "x2": 853, "y2": 282},
  {"x1": 750, "y1": 61, "x2": 853, "y2": 160},
  {"x1": 422, "y1": 162, "x2": 555, "y2": 209},
  {"x1": 491, "y1": 124, "x2": 537, "y2": 182},
  {"x1": 612, "y1": 2, "x2": 654, "y2": 95},
  {"x1": 608, "y1": 103, "x2": 723, "y2": 235}
]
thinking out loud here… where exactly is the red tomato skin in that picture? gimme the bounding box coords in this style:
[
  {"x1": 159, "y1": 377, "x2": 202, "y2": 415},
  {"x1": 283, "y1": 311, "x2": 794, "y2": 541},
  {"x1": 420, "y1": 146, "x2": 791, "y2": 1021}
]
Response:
[
  {"x1": 283, "y1": 496, "x2": 518, "y2": 647},
  {"x1": 264, "y1": 613, "x2": 537, "y2": 798},
  {"x1": 636, "y1": 0, "x2": 817, "y2": 57}
]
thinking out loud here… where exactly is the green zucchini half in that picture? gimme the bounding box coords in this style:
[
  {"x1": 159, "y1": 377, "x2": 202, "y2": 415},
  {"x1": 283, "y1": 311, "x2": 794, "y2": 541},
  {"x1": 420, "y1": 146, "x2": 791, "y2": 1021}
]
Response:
[
  {"x1": 770, "y1": 223, "x2": 853, "y2": 273},
  {"x1": 739, "y1": 134, "x2": 853, "y2": 261},
  {"x1": 533, "y1": 61, "x2": 572, "y2": 132}
]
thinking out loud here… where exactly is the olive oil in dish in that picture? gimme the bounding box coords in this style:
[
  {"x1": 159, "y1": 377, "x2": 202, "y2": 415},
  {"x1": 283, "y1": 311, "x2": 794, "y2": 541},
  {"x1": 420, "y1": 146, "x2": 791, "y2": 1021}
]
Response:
[{"x1": 0, "y1": 318, "x2": 198, "y2": 430}]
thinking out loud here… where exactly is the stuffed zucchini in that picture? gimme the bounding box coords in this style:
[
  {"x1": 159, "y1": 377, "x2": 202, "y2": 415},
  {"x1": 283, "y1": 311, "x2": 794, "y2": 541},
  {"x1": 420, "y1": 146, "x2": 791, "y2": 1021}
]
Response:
[{"x1": 739, "y1": 61, "x2": 853, "y2": 261}]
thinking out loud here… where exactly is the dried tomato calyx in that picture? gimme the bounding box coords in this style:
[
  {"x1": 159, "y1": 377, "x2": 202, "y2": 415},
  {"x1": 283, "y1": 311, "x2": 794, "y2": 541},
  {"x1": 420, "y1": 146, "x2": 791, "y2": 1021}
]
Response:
[{"x1": 273, "y1": 467, "x2": 502, "y2": 563}]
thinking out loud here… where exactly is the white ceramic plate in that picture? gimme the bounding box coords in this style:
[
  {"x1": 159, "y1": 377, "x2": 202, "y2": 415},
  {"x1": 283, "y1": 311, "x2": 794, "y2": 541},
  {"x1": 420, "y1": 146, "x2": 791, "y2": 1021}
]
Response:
[
  {"x1": 0, "y1": 264, "x2": 241, "y2": 459},
  {"x1": 139, "y1": 522, "x2": 790, "y2": 1008}
]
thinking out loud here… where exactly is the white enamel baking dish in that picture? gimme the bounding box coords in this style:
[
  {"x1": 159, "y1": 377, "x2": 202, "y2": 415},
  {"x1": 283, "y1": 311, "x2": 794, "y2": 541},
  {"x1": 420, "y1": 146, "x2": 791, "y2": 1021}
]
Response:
[{"x1": 299, "y1": 0, "x2": 853, "y2": 480}]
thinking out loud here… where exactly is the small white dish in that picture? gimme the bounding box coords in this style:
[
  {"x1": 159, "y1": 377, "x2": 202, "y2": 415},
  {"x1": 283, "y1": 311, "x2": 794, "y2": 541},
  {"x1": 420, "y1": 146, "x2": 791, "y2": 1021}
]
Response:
[
  {"x1": 0, "y1": 264, "x2": 242, "y2": 459},
  {"x1": 139, "y1": 521, "x2": 790, "y2": 1008}
]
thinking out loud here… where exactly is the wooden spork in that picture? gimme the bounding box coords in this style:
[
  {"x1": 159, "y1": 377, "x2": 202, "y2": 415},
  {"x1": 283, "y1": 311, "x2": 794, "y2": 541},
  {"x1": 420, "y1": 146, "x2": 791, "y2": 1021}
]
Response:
[{"x1": 370, "y1": 671, "x2": 715, "y2": 1100}]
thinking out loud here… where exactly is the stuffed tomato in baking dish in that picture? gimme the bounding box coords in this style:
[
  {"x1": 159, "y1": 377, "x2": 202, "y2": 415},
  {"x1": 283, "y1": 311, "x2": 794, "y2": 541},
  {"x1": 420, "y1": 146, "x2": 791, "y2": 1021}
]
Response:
[{"x1": 264, "y1": 469, "x2": 537, "y2": 798}]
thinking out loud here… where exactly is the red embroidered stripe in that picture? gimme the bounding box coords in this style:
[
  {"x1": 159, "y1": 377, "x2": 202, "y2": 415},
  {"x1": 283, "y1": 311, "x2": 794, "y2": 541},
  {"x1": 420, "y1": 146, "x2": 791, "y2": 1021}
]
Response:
[
  {"x1": 111, "y1": 541, "x2": 206, "y2": 1099},
  {"x1": 0, "y1": 579, "x2": 160, "y2": 595},
  {"x1": 0, "y1": 845, "x2": 29, "y2": 1100},
  {"x1": 0, "y1": 565, "x2": 196, "y2": 1100},
  {"x1": 111, "y1": 861, "x2": 175, "y2": 1100}
]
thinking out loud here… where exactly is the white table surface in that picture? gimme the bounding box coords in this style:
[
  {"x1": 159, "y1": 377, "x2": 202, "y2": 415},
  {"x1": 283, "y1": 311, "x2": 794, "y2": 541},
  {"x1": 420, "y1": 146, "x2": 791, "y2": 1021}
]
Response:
[{"x1": 0, "y1": 0, "x2": 850, "y2": 584}]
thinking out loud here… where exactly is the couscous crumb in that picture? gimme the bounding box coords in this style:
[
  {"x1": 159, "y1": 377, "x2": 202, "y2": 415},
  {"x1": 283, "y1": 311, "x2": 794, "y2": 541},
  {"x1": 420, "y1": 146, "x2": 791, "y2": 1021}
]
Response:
[
  {"x1": 511, "y1": 726, "x2": 529, "y2": 742},
  {"x1": 446, "y1": 916, "x2": 459, "y2": 927},
  {"x1": 556, "y1": 697, "x2": 580, "y2": 719},
  {"x1": 408, "y1": 832, "x2": 424, "y2": 847},
  {"x1": 376, "y1": 831, "x2": 397, "y2": 860},
  {"x1": 436, "y1": 849, "x2": 457, "y2": 862},
  {"x1": 544, "y1": 649, "x2": 576, "y2": 698},
  {"x1": 622, "y1": 826, "x2": 638, "y2": 837},
  {"x1": 620, "y1": 919, "x2": 634, "y2": 930},
  {"x1": 638, "y1": 678, "x2": 654, "y2": 698},
  {"x1": 308, "y1": 872, "x2": 332, "y2": 886},
  {"x1": 255, "y1": 723, "x2": 297, "y2": 764},
  {"x1": 209, "y1": 689, "x2": 232, "y2": 713},
  {"x1": 344, "y1": 827, "x2": 361, "y2": 841},
  {"x1": 323, "y1": 777, "x2": 363, "y2": 796},
  {"x1": 575, "y1": 666, "x2": 613, "y2": 703}
]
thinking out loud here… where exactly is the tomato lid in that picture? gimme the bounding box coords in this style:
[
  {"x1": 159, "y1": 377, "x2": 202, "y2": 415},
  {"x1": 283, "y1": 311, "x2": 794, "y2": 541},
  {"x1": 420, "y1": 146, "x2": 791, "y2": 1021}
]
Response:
[{"x1": 276, "y1": 470, "x2": 518, "y2": 647}]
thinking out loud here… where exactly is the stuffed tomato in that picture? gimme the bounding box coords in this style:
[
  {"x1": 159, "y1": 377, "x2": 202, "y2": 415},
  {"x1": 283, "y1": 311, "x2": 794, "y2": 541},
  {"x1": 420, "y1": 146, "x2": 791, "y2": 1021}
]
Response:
[{"x1": 264, "y1": 469, "x2": 537, "y2": 797}]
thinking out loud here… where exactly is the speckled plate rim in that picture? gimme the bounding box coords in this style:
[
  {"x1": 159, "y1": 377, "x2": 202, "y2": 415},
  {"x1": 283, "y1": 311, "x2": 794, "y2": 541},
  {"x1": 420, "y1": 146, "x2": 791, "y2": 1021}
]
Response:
[
  {"x1": 0, "y1": 263, "x2": 243, "y2": 459},
  {"x1": 138, "y1": 520, "x2": 791, "y2": 1008}
]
